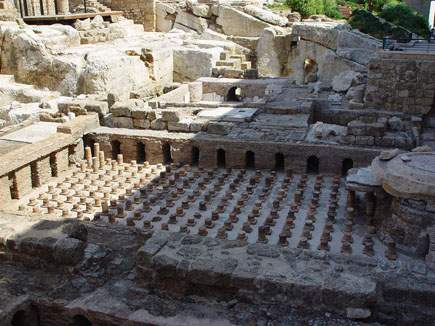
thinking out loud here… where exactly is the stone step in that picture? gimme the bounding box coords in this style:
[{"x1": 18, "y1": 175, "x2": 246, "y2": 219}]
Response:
[
  {"x1": 212, "y1": 67, "x2": 244, "y2": 79},
  {"x1": 229, "y1": 54, "x2": 246, "y2": 63},
  {"x1": 241, "y1": 61, "x2": 251, "y2": 70},
  {"x1": 215, "y1": 59, "x2": 241, "y2": 69},
  {"x1": 0, "y1": 74, "x2": 15, "y2": 83},
  {"x1": 219, "y1": 51, "x2": 230, "y2": 61}
]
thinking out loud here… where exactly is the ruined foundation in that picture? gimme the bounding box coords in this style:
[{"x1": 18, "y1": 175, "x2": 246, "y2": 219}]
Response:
[{"x1": 0, "y1": 1, "x2": 434, "y2": 325}]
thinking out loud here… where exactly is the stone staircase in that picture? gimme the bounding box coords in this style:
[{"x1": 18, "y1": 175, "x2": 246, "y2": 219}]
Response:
[
  {"x1": 212, "y1": 51, "x2": 257, "y2": 79},
  {"x1": 86, "y1": 0, "x2": 111, "y2": 12}
]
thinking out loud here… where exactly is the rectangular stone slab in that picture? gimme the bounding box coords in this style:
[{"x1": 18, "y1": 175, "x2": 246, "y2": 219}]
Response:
[
  {"x1": 0, "y1": 122, "x2": 60, "y2": 143},
  {"x1": 197, "y1": 107, "x2": 257, "y2": 122}
]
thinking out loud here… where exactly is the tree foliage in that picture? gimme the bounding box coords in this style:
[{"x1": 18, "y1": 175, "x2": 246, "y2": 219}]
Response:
[
  {"x1": 286, "y1": 0, "x2": 342, "y2": 18},
  {"x1": 379, "y1": 2, "x2": 430, "y2": 38}
]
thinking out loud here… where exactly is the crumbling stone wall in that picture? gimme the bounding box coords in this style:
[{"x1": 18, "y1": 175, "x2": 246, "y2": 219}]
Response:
[
  {"x1": 365, "y1": 54, "x2": 435, "y2": 117},
  {"x1": 101, "y1": 0, "x2": 156, "y2": 31}
]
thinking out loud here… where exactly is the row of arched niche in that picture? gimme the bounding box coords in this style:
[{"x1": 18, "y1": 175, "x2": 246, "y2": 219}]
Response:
[{"x1": 105, "y1": 140, "x2": 354, "y2": 176}]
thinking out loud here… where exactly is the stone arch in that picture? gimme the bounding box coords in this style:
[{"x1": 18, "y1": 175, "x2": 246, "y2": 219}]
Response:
[
  {"x1": 137, "y1": 142, "x2": 146, "y2": 164},
  {"x1": 306, "y1": 155, "x2": 319, "y2": 174},
  {"x1": 342, "y1": 158, "x2": 354, "y2": 176},
  {"x1": 275, "y1": 152, "x2": 285, "y2": 172},
  {"x1": 111, "y1": 140, "x2": 121, "y2": 160},
  {"x1": 162, "y1": 143, "x2": 173, "y2": 164},
  {"x1": 191, "y1": 146, "x2": 199, "y2": 166},
  {"x1": 71, "y1": 314, "x2": 92, "y2": 326},
  {"x1": 11, "y1": 304, "x2": 40, "y2": 326},
  {"x1": 217, "y1": 148, "x2": 226, "y2": 168},
  {"x1": 226, "y1": 86, "x2": 242, "y2": 102},
  {"x1": 245, "y1": 151, "x2": 255, "y2": 169}
]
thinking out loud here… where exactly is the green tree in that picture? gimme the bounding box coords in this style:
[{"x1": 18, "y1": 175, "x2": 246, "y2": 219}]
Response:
[
  {"x1": 365, "y1": 0, "x2": 388, "y2": 12},
  {"x1": 286, "y1": 0, "x2": 342, "y2": 18},
  {"x1": 380, "y1": 2, "x2": 430, "y2": 38}
]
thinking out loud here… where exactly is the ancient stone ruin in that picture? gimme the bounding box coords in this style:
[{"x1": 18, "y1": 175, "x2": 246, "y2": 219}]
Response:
[{"x1": 0, "y1": 0, "x2": 434, "y2": 325}]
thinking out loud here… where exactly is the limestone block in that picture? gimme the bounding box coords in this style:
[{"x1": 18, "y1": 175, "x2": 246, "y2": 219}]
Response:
[
  {"x1": 187, "y1": 0, "x2": 211, "y2": 18},
  {"x1": 347, "y1": 120, "x2": 366, "y2": 136},
  {"x1": 90, "y1": 15, "x2": 104, "y2": 30},
  {"x1": 147, "y1": 110, "x2": 157, "y2": 121},
  {"x1": 244, "y1": 5, "x2": 287, "y2": 26},
  {"x1": 257, "y1": 27, "x2": 282, "y2": 77},
  {"x1": 113, "y1": 117, "x2": 134, "y2": 129},
  {"x1": 173, "y1": 47, "x2": 221, "y2": 82},
  {"x1": 3, "y1": 25, "x2": 82, "y2": 96},
  {"x1": 291, "y1": 22, "x2": 350, "y2": 51},
  {"x1": 200, "y1": 29, "x2": 227, "y2": 41},
  {"x1": 207, "y1": 121, "x2": 231, "y2": 135},
  {"x1": 365, "y1": 122, "x2": 385, "y2": 137},
  {"x1": 168, "y1": 118, "x2": 192, "y2": 132},
  {"x1": 349, "y1": 100, "x2": 364, "y2": 109},
  {"x1": 151, "y1": 118, "x2": 167, "y2": 130},
  {"x1": 84, "y1": 101, "x2": 108, "y2": 117},
  {"x1": 131, "y1": 107, "x2": 151, "y2": 119},
  {"x1": 286, "y1": 40, "x2": 367, "y2": 85},
  {"x1": 80, "y1": 52, "x2": 150, "y2": 101},
  {"x1": 338, "y1": 30, "x2": 381, "y2": 51},
  {"x1": 73, "y1": 18, "x2": 91, "y2": 31},
  {"x1": 133, "y1": 119, "x2": 151, "y2": 129},
  {"x1": 216, "y1": 6, "x2": 270, "y2": 37},
  {"x1": 355, "y1": 135, "x2": 374, "y2": 146},
  {"x1": 111, "y1": 101, "x2": 133, "y2": 117},
  {"x1": 190, "y1": 119, "x2": 207, "y2": 132},
  {"x1": 189, "y1": 82, "x2": 203, "y2": 102},
  {"x1": 331, "y1": 70, "x2": 364, "y2": 92},
  {"x1": 387, "y1": 117, "x2": 403, "y2": 131},
  {"x1": 53, "y1": 238, "x2": 86, "y2": 265},
  {"x1": 161, "y1": 109, "x2": 183, "y2": 122},
  {"x1": 156, "y1": 14, "x2": 175, "y2": 33},
  {"x1": 145, "y1": 47, "x2": 174, "y2": 85},
  {"x1": 175, "y1": 9, "x2": 208, "y2": 34}
]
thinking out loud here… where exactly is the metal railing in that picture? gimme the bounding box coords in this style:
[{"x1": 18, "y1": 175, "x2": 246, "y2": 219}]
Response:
[{"x1": 383, "y1": 36, "x2": 435, "y2": 53}]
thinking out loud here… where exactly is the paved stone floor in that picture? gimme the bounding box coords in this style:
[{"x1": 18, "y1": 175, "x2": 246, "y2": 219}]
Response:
[{"x1": 13, "y1": 158, "x2": 412, "y2": 261}]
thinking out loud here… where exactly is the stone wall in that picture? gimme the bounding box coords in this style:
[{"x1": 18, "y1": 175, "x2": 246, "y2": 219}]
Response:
[
  {"x1": 0, "y1": 114, "x2": 98, "y2": 204},
  {"x1": 365, "y1": 53, "x2": 435, "y2": 117},
  {"x1": 88, "y1": 128, "x2": 380, "y2": 175},
  {"x1": 13, "y1": 165, "x2": 32, "y2": 199},
  {"x1": 101, "y1": 0, "x2": 156, "y2": 31},
  {"x1": 136, "y1": 230, "x2": 435, "y2": 324}
]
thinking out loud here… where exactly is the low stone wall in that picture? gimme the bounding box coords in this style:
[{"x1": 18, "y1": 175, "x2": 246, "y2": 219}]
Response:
[
  {"x1": 0, "y1": 215, "x2": 88, "y2": 268},
  {"x1": 0, "y1": 114, "x2": 98, "y2": 203},
  {"x1": 365, "y1": 53, "x2": 435, "y2": 116},
  {"x1": 136, "y1": 230, "x2": 435, "y2": 324},
  {"x1": 87, "y1": 127, "x2": 380, "y2": 175}
]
